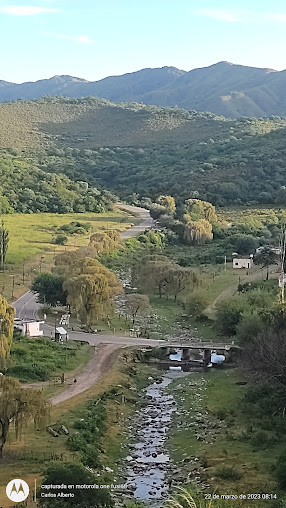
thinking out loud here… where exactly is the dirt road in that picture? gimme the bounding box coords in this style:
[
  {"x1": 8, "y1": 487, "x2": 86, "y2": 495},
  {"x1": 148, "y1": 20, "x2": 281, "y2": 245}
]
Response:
[
  {"x1": 50, "y1": 344, "x2": 122, "y2": 405},
  {"x1": 205, "y1": 265, "x2": 279, "y2": 319}
]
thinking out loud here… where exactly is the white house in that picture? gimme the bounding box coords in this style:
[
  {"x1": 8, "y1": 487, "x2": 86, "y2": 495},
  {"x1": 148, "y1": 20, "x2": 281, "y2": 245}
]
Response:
[
  {"x1": 14, "y1": 318, "x2": 44, "y2": 337},
  {"x1": 233, "y1": 258, "x2": 253, "y2": 269}
]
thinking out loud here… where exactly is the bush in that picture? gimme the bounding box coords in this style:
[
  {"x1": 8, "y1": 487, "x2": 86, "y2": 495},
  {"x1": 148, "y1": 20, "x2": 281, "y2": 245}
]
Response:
[
  {"x1": 185, "y1": 289, "x2": 209, "y2": 317},
  {"x1": 275, "y1": 449, "x2": 286, "y2": 490},
  {"x1": 55, "y1": 234, "x2": 68, "y2": 245},
  {"x1": 216, "y1": 297, "x2": 248, "y2": 336},
  {"x1": 39, "y1": 463, "x2": 114, "y2": 507},
  {"x1": 215, "y1": 465, "x2": 242, "y2": 481},
  {"x1": 236, "y1": 312, "x2": 264, "y2": 344},
  {"x1": 58, "y1": 221, "x2": 92, "y2": 235},
  {"x1": 249, "y1": 430, "x2": 274, "y2": 449}
]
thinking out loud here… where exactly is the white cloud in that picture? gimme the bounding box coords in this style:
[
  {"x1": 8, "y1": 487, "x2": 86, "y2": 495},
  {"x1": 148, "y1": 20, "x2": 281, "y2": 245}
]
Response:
[
  {"x1": 0, "y1": 5, "x2": 60, "y2": 16},
  {"x1": 45, "y1": 32, "x2": 94, "y2": 44}
]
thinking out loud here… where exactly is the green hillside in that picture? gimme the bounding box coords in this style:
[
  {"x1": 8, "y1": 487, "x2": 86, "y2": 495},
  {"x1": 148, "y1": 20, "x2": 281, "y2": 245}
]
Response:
[{"x1": 1, "y1": 96, "x2": 286, "y2": 208}]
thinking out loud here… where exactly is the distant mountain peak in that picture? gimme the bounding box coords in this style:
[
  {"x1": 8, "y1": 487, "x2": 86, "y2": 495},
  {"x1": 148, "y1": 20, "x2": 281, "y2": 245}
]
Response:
[{"x1": 0, "y1": 62, "x2": 285, "y2": 118}]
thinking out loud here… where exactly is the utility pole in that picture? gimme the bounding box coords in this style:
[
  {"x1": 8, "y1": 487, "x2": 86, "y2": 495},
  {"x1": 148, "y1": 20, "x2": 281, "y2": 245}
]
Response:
[
  {"x1": 11, "y1": 275, "x2": 15, "y2": 298},
  {"x1": 279, "y1": 225, "x2": 286, "y2": 304},
  {"x1": 39, "y1": 255, "x2": 44, "y2": 273},
  {"x1": 22, "y1": 262, "x2": 25, "y2": 285}
]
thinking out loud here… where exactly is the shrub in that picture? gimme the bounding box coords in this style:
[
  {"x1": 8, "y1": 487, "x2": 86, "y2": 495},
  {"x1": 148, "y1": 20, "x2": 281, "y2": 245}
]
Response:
[
  {"x1": 215, "y1": 465, "x2": 242, "y2": 481},
  {"x1": 215, "y1": 297, "x2": 248, "y2": 336},
  {"x1": 275, "y1": 448, "x2": 286, "y2": 490},
  {"x1": 236, "y1": 312, "x2": 264, "y2": 344},
  {"x1": 249, "y1": 430, "x2": 273, "y2": 449},
  {"x1": 55, "y1": 234, "x2": 68, "y2": 245},
  {"x1": 185, "y1": 289, "x2": 209, "y2": 317},
  {"x1": 39, "y1": 463, "x2": 114, "y2": 507}
]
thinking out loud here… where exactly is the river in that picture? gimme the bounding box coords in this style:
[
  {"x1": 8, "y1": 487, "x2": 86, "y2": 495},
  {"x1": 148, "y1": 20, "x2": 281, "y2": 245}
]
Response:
[{"x1": 125, "y1": 367, "x2": 190, "y2": 506}]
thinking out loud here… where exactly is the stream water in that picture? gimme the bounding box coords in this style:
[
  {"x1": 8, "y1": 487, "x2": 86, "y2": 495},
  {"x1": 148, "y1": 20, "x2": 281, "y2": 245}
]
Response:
[{"x1": 125, "y1": 367, "x2": 189, "y2": 506}]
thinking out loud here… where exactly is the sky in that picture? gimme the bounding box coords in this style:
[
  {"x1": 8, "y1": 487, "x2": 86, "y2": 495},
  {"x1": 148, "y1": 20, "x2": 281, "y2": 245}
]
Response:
[{"x1": 1, "y1": 0, "x2": 286, "y2": 83}]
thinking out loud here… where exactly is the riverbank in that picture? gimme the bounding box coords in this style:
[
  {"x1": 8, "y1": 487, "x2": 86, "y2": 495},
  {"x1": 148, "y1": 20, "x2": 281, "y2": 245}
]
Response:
[{"x1": 166, "y1": 368, "x2": 279, "y2": 504}]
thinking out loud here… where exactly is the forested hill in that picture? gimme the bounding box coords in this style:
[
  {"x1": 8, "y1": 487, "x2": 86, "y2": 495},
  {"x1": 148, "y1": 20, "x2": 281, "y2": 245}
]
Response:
[
  {"x1": 2, "y1": 61, "x2": 286, "y2": 118},
  {"x1": 1, "y1": 96, "x2": 286, "y2": 208}
]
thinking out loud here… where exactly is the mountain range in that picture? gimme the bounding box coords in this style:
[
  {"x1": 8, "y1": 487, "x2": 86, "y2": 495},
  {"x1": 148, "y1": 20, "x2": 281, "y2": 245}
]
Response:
[{"x1": 1, "y1": 61, "x2": 286, "y2": 118}]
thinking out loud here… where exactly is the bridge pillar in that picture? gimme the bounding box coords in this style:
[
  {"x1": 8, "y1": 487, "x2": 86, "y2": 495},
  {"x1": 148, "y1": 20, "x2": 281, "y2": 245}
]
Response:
[
  {"x1": 203, "y1": 349, "x2": 211, "y2": 366},
  {"x1": 182, "y1": 348, "x2": 191, "y2": 360},
  {"x1": 161, "y1": 347, "x2": 170, "y2": 356}
]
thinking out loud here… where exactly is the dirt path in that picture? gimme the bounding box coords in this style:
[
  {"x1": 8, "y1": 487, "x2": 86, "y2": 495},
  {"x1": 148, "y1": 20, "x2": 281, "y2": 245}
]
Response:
[
  {"x1": 49, "y1": 344, "x2": 122, "y2": 405},
  {"x1": 205, "y1": 265, "x2": 280, "y2": 319}
]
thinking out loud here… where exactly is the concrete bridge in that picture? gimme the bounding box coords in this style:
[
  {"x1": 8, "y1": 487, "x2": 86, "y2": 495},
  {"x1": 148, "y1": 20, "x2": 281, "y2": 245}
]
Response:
[{"x1": 158, "y1": 342, "x2": 239, "y2": 366}]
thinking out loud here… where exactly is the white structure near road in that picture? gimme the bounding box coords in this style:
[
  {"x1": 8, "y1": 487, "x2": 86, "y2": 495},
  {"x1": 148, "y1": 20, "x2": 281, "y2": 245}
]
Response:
[
  {"x1": 233, "y1": 258, "x2": 253, "y2": 269},
  {"x1": 14, "y1": 318, "x2": 44, "y2": 337},
  {"x1": 55, "y1": 327, "x2": 68, "y2": 342}
]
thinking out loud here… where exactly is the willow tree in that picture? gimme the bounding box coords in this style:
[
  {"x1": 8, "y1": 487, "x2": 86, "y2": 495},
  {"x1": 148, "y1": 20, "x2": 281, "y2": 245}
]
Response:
[
  {"x1": 86, "y1": 229, "x2": 122, "y2": 257},
  {"x1": 0, "y1": 376, "x2": 50, "y2": 457},
  {"x1": 168, "y1": 266, "x2": 201, "y2": 302},
  {"x1": 63, "y1": 258, "x2": 122, "y2": 326},
  {"x1": 185, "y1": 198, "x2": 217, "y2": 223},
  {"x1": 134, "y1": 255, "x2": 173, "y2": 298},
  {"x1": 184, "y1": 219, "x2": 213, "y2": 245},
  {"x1": 157, "y1": 195, "x2": 176, "y2": 215},
  {"x1": 53, "y1": 250, "x2": 84, "y2": 278},
  {"x1": 0, "y1": 294, "x2": 15, "y2": 369}
]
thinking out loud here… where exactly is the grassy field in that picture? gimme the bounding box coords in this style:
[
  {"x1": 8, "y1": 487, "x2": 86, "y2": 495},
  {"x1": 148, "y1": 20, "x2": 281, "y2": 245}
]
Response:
[
  {"x1": 0, "y1": 208, "x2": 134, "y2": 301},
  {"x1": 168, "y1": 369, "x2": 279, "y2": 503},
  {"x1": 7, "y1": 335, "x2": 93, "y2": 382}
]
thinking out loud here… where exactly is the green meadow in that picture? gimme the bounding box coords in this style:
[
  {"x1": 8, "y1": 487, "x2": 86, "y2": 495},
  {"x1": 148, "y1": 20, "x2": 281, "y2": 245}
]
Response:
[{"x1": 0, "y1": 209, "x2": 134, "y2": 301}]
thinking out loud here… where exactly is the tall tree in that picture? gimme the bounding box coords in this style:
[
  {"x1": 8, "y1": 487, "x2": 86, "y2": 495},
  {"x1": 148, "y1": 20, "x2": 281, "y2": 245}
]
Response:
[
  {"x1": 184, "y1": 198, "x2": 218, "y2": 223},
  {"x1": 124, "y1": 294, "x2": 150, "y2": 326},
  {"x1": 254, "y1": 248, "x2": 279, "y2": 280},
  {"x1": 63, "y1": 259, "x2": 122, "y2": 327},
  {"x1": 0, "y1": 376, "x2": 49, "y2": 457},
  {"x1": 0, "y1": 294, "x2": 15, "y2": 369},
  {"x1": 184, "y1": 219, "x2": 213, "y2": 245},
  {"x1": 135, "y1": 255, "x2": 173, "y2": 298},
  {"x1": 0, "y1": 220, "x2": 9, "y2": 271},
  {"x1": 157, "y1": 195, "x2": 176, "y2": 215},
  {"x1": 168, "y1": 266, "x2": 201, "y2": 302},
  {"x1": 86, "y1": 229, "x2": 122, "y2": 257},
  {"x1": 31, "y1": 272, "x2": 67, "y2": 306}
]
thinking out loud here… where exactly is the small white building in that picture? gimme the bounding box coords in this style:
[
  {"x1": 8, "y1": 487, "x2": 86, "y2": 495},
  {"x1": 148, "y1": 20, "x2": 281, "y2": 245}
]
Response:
[
  {"x1": 14, "y1": 318, "x2": 44, "y2": 337},
  {"x1": 233, "y1": 258, "x2": 253, "y2": 269},
  {"x1": 55, "y1": 327, "x2": 68, "y2": 342}
]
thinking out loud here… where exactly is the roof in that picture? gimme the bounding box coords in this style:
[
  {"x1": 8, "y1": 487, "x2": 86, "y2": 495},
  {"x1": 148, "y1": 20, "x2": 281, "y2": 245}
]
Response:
[
  {"x1": 233, "y1": 258, "x2": 253, "y2": 261},
  {"x1": 14, "y1": 318, "x2": 44, "y2": 325},
  {"x1": 56, "y1": 327, "x2": 67, "y2": 335}
]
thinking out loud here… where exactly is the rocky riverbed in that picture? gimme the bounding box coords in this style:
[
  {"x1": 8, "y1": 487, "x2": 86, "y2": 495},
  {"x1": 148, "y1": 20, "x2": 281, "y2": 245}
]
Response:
[
  {"x1": 123, "y1": 371, "x2": 186, "y2": 505},
  {"x1": 116, "y1": 365, "x2": 227, "y2": 507}
]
